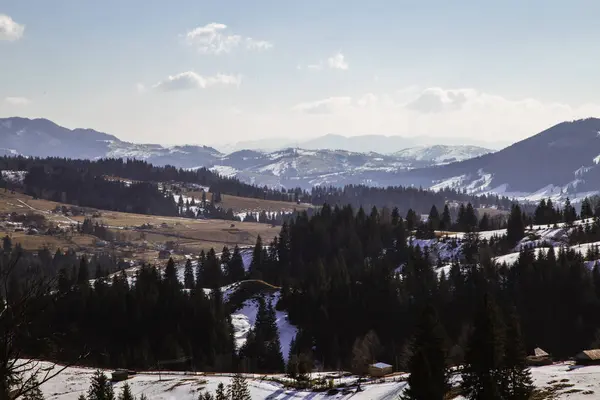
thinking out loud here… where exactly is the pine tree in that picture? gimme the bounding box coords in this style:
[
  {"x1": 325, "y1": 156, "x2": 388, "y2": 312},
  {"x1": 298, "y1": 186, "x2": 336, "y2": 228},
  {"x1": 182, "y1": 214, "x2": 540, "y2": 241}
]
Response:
[
  {"x1": 501, "y1": 310, "x2": 533, "y2": 399},
  {"x1": 229, "y1": 373, "x2": 251, "y2": 400},
  {"x1": 184, "y1": 258, "x2": 195, "y2": 289},
  {"x1": 507, "y1": 204, "x2": 525, "y2": 245},
  {"x1": 427, "y1": 205, "x2": 441, "y2": 232},
  {"x1": 196, "y1": 250, "x2": 206, "y2": 287},
  {"x1": 22, "y1": 376, "x2": 45, "y2": 400},
  {"x1": 406, "y1": 209, "x2": 419, "y2": 231},
  {"x1": 163, "y1": 257, "x2": 180, "y2": 288},
  {"x1": 265, "y1": 300, "x2": 285, "y2": 372},
  {"x1": 118, "y1": 383, "x2": 134, "y2": 400},
  {"x1": 461, "y1": 295, "x2": 505, "y2": 400},
  {"x1": 563, "y1": 197, "x2": 577, "y2": 224},
  {"x1": 228, "y1": 245, "x2": 246, "y2": 283},
  {"x1": 87, "y1": 370, "x2": 114, "y2": 400},
  {"x1": 78, "y1": 256, "x2": 90, "y2": 285},
  {"x1": 249, "y1": 236, "x2": 264, "y2": 279},
  {"x1": 440, "y1": 204, "x2": 452, "y2": 231},
  {"x1": 215, "y1": 382, "x2": 227, "y2": 400},
  {"x1": 581, "y1": 197, "x2": 594, "y2": 219},
  {"x1": 402, "y1": 304, "x2": 449, "y2": 400}
]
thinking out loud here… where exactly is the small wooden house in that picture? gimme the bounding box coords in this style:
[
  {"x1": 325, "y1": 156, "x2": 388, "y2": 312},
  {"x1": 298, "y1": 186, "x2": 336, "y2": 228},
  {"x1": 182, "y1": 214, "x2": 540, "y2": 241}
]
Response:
[
  {"x1": 368, "y1": 362, "x2": 392, "y2": 377},
  {"x1": 575, "y1": 349, "x2": 600, "y2": 365},
  {"x1": 111, "y1": 369, "x2": 129, "y2": 382},
  {"x1": 526, "y1": 347, "x2": 552, "y2": 366}
]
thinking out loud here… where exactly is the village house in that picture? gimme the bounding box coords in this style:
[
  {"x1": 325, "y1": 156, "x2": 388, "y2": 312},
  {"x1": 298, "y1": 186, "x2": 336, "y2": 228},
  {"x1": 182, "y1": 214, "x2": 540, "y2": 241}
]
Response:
[
  {"x1": 575, "y1": 349, "x2": 600, "y2": 365},
  {"x1": 368, "y1": 362, "x2": 393, "y2": 377}
]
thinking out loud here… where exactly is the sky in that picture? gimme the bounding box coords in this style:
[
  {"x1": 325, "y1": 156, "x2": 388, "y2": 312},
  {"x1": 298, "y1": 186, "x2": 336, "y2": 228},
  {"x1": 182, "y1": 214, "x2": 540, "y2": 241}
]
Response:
[{"x1": 2, "y1": 0, "x2": 600, "y2": 147}]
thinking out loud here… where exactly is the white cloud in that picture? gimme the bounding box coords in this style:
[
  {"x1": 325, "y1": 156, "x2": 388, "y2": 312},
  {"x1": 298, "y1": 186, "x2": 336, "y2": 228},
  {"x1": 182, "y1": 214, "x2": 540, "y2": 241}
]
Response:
[
  {"x1": 406, "y1": 87, "x2": 469, "y2": 113},
  {"x1": 184, "y1": 23, "x2": 272, "y2": 54},
  {"x1": 288, "y1": 87, "x2": 600, "y2": 144},
  {"x1": 300, "y1": 52, "x2": 349, "y2": 72},
  {"x1": 292, "y1": 97, "x2": 352, "y2": 114},
  {"x1": 4, "y1": 97, "x2": 31, "y2": 105},
  {"x1": 152, "y1": 71, "x2": 241, "y2": 91},
  {"x1": 0, "y1": 14, "x2": 24, "y2": 41},
  {"x1": 327, "y1": 52, "x2": 348, "y2": 70}
]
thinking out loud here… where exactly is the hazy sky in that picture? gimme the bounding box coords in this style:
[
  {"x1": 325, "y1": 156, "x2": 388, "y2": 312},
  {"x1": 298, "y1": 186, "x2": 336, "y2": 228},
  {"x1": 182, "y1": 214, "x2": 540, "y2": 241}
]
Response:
[{"x1": 2, "y1": 0, "x2": 600, "y2": 146}]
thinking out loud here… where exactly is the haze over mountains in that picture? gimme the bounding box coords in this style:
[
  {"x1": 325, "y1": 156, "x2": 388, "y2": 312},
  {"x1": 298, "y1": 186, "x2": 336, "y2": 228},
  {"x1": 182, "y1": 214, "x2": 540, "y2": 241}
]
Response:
[
  {"x1": 0, "y1": 116, "x2": 490, "y2": 186},
  {"x1": 1, "y1": 116, "x2": 600, "y2": 202},
  {"x1": 214, "y1": 133, "x2": 510, "y2": 154}
]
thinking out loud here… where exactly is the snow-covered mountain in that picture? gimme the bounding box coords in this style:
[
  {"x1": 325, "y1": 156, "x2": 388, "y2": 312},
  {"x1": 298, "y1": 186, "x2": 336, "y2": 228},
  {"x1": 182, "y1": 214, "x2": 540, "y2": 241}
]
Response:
[
  {"x1": 393, "y1": 118, "x2": 600, "y2": 203},
  {"x1": 393, "y1": 145, "x2": 491, "y2": 164},
  {"x1": 216, "y1": 133, "x2": 508, "y2": 154},
  {"x1": 0, "y1": 117, "x2": 492, "y2": 189},
  {"x1": 0, "y1": 117, "x2": 221, "y2": 167},
  {"x1": 209, "y1": 146, "x2": 491, "y2": 188}
]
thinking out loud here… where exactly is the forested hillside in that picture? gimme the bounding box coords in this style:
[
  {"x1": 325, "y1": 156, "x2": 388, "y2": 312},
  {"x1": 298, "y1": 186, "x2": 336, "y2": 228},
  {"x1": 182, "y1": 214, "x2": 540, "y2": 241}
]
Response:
[{"x1": 7, "y1": 196, "x2": 600, "y2": 381}]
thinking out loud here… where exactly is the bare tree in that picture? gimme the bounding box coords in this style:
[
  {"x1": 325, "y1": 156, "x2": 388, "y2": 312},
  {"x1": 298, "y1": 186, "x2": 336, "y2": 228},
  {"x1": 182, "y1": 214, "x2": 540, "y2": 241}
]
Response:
[{"x1": 0, "y1": 253, "x2": 87, "y2": 399}]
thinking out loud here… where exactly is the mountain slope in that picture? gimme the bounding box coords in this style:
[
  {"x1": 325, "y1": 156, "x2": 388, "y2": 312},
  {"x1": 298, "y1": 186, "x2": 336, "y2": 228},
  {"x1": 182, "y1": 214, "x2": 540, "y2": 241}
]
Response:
[
  {"x1": 0, "y1": 117, "x2": 492, "y2": 189},
  {"x1": 0, "y1": 117, "x2": 222, "y2": 167},
  {"x1": 393, "y1": 145, "x2": 491, "y2": 164},
  {"x1": 401, "y1": 118, "x2": 600, "y2": 201}
]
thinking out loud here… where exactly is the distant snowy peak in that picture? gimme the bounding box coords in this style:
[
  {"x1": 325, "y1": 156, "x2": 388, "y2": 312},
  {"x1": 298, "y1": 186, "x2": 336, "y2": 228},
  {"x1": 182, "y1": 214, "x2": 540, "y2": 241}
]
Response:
[
  {"x1": 394, "y1": 145, "x2": 491, "y2": 164},
  {"x1": 205, "y1": 146, "x2": 490, "y2": 189}
]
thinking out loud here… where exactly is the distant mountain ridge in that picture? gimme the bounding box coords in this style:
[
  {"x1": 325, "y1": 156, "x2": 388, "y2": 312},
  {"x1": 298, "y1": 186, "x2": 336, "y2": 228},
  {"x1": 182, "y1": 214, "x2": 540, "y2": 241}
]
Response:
[
  {"x1": 394, "y1": 118, "x2": 600, "y2": 203},
  {"x1": 0, "y1": 117, "x2": 492, "y2": 190},
  {"x1": 216, "y1": 133, "x2": 508, "y2": 154}
]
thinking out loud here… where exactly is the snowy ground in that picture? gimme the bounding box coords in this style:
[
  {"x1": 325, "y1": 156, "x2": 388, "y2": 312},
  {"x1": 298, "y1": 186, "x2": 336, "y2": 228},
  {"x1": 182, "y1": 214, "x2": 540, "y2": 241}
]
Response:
[
  {"x1": 231, "y1": 291, "x2": 297, "y2": 359},
  {"x1": 36, "y1": 362, "x2": 406, "y2": 400},
  {"x1": 34, "y1": 361, "x2": 600, "y2": 399}
]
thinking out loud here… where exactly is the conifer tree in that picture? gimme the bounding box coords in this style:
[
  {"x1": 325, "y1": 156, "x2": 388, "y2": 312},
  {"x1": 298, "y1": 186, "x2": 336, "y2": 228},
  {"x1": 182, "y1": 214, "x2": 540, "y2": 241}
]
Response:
[
  {"x1": 184, "y1": 258, "x2": 195, "y2": 289},
  {"x1": 118, "y1": 383, "x2": 134, "y2": 400},
  {"x1": 196, "y1": 250, "x2": 206, "y2": 287},
  {"x1": 215, "y1": 383, "x2": 227, "y2": 400},
  {"x1": 402, "y1": 304, "x2": 449, "y2": 400},
  {"x1": 563, "y1": 197, "x2": 577, "y2": 224},
  {"x1": 228, "y1": 246, "x2": 246, "y2": 283},
  {"x1": 163, "y1": 257, "x2": 179, "y2": 288},
  {"x1": 440, "y1": 204, "x2": 452, "y2": 231},
  {"x1": 77, "y1": 256, "x2": 89, "y2": 285},
  {"x1": 229, "y1": 373, "x2": 251, "y2": 400},
  {"x1": 581, "y1": 197, "x2": 594, "y2": 220},
  {"x1": 427, "y1": 205, "x2": 441, "y2": 232},
  {"x1": 249, "y1": 236, "x2": 264, "y2": 279},
  {"x1": 22, "y1": 376, "x2": 45, "y2": 400},
  {"x1": 507, "y1": 204, "x2": 525, "y2": 245},
  {"x1": 405, "y1": 209, "x2": 419, "y2": 231},
  {"x1": 87, "y1": 370, "x2": 114, "y2": 400},
  {"x1": 501, "y1": 309, "x2": 533, "y2": 399},
  {"x1": 461, "y1": 295, "x2": 505, "y2": 400}
]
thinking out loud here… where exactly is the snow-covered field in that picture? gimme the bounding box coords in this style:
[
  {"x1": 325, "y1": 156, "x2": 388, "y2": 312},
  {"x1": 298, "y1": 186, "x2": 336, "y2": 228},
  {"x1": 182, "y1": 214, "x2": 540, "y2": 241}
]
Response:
[
  {"x1": 33, "y1": 361, "x2": 600, "y2": 399},
  {"x1": 36, "y1": 362, "x2": 406, "y2": 400},
  {"x1": 231, "y1": 291, "x2": 297, "y2": 359}
]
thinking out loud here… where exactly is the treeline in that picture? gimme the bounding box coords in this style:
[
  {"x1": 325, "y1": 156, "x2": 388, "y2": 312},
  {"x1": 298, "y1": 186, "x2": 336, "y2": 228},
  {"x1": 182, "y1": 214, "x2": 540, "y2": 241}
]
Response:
[
  {"x1": 0, "y1": 156, "x2": 304, "y2": 203},
  {"x1": 10, "y1": 198, "x2": 600, "y2": 381},
  {"x1": 310, "y1": 185, "x2": 514, "y2": 216},
  {"x1": 243, "y1": 203, "x2": 600, "y2": 373},
  {"x1": 23, "y1": 165, "x2": 179, "y2": 216}
]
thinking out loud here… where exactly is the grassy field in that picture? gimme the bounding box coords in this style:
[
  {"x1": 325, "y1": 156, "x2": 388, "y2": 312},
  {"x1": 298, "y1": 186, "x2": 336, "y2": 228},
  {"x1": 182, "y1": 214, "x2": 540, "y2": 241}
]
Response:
[
  {"x1": 0, "y1": 191, "x2": 280, "y2": 256},
  {"x1": 185, "y1": 190, "x2": 314, "y2": 213}
]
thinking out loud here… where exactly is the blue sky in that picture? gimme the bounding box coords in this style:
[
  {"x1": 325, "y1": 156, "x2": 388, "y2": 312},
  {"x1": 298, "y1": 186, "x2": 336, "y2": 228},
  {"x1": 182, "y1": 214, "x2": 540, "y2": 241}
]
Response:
[{"x1": 2, "y1": 0, "x2": 600, "y2": 146}]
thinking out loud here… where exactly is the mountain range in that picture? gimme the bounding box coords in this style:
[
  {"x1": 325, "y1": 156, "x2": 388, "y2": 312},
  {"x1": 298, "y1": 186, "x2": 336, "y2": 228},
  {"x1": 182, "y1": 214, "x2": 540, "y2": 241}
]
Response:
[
  {"x1": 0, "y1": 117, "x2": 490, "y2": 188},
  {"x1": 214, "y1": 133, "x2": 509, "y2": 154},
  {"x1": 2, "y1": 116, "x2": 600, "y2": 203}
]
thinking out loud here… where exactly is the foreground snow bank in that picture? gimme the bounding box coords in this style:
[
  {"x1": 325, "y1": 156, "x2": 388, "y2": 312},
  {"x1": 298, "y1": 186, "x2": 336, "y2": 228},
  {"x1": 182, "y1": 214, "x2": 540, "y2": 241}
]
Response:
[
  {"x1": 36, "y1": 362, "x2": 405, "y2": 400},
  {"x1": 33, "y1": 360, "x2": 600, "y2": 399}
]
